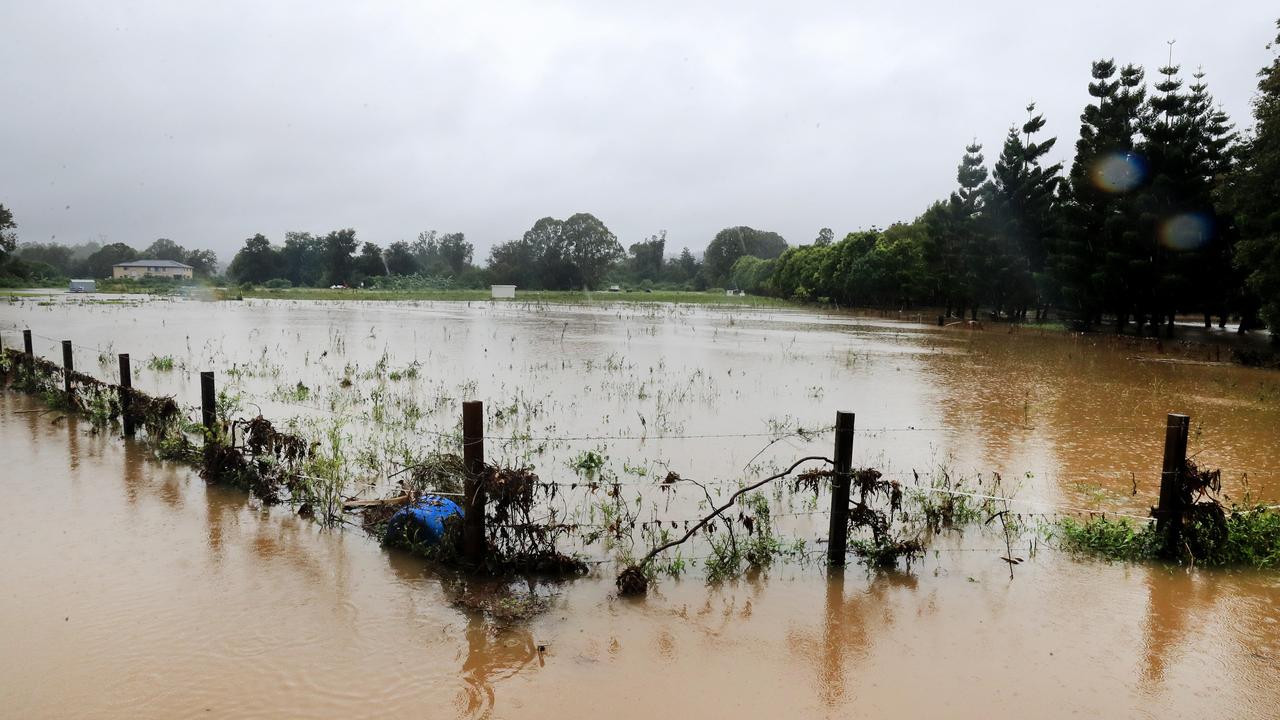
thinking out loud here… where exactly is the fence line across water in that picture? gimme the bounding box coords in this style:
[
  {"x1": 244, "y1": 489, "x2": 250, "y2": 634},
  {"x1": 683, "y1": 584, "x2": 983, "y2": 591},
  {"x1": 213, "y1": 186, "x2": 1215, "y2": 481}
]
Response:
[{"x1": 1, "y1": 327, "x2": 1263, "y2": 571}]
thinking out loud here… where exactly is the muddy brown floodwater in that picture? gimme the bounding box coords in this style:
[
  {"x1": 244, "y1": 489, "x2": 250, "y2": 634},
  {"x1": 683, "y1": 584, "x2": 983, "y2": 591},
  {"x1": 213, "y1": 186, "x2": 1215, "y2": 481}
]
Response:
[{"x1": 2, "y1": 296, "x2": 1279, "y2": 718}]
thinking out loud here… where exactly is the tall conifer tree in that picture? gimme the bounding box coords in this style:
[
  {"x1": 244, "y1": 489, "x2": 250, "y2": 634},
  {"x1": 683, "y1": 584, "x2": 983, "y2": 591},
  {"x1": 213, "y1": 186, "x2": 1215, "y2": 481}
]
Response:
[
  {"x1": 984, "y1": 104, "x2": 1062, "y2": 319},
  {"x1": 1057, "y1": 60, "x2": 1146, "y2": 329},
  {"x1": 1229, "y1": 20, "x2": 1280, "y2": 337}
]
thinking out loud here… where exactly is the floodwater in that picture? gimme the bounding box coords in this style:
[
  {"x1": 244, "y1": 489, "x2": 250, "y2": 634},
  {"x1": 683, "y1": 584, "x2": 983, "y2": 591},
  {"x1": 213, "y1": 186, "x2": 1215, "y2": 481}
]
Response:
[{"x1": 2, "y1": 296, "x2": 1279, "y2": 718}]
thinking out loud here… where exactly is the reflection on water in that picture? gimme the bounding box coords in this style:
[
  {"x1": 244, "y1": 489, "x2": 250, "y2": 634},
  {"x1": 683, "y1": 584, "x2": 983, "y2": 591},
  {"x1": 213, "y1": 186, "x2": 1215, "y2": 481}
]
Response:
[{"x1": 2, "y1": 301, "x2": 1280, "y2": 718}]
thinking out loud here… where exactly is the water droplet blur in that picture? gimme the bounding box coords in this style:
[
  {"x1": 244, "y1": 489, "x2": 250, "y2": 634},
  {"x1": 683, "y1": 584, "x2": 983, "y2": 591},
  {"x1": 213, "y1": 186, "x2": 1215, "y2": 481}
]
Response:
[
  {"x1": 1085, "y1": 151, "x2": 1146, "y2": 192},
  {"x1": 1160, "y1": 213, "x2": 1213, "y2": 251},
  {"x1": 1090, "y1": 152, "x2": 1145, "y2": 193}
]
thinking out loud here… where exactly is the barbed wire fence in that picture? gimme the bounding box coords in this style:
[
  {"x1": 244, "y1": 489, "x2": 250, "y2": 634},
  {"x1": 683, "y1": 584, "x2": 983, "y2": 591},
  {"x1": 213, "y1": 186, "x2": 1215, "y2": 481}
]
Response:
[{"x1": 3, "y1": 327, "x2": 1275, "y2": 576}]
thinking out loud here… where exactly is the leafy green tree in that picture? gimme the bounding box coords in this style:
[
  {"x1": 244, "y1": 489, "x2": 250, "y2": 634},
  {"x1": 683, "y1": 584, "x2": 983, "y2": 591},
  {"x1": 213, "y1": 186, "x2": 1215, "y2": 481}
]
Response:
[
  {"x1": 437, "y1": 233, "x2": 473, "y2": 275},
  {"x1": 815, "y1": 227, "x2": 835, "y2": 247},
  {"x1": 562, "y1": 212, "x2": 623, "y2": 290},
  {"x1": 703, "y1": 227, "x2": 787, "y2": 285},
  {"x1": 1229, "y1": 20, "x2": 1280, "y2": 337},
  {"x1": 184, "y1": 249, "x2": 218, "y2": 276},
  {"x1": 629, "y1": 231, "x2": 666, "y2": 280},
  {"x1": 85, "y1": 242, "x2": 139, "y2": 278},
  {"x1": 354, "y1": 241, "x2": 386, "y2": 280},
  {"x1": 411, "y1": 230, "x2": 443, "y2": 274},
  {"x1": 143, "y1": 238, "x2": 187, "y2": 261},
  {"x1": 321, "y1": 229, "x2": 358, "y2": 286},
  {"x1": 768, "y1": 244, "x2": 832, "y2": 301},
  {"x1": 664, "y1": 246, "x2": 702, "y2": 287},
  {"x1": 729, "y1": 255, "x2": 774, "y2": 294},
  {"x1": 863, "y1": 222, "x2": 930, "y2": 305},
  {"x1": 17, "y1": 242, "x2": 74, "y2": 276},
  {"x1": 384, "y1": 241, "x2": 418, "y2": 276},
  {"x1": 486, "y1": 236, "x2": 542, "y2": 288},
  {"x1": 228, "y1": 234, "x2": 282, "y2": 284},
  {"x1": 282, "y1": 232, "x2": 325, "y2": 286},
  {"x1": 412, "y1": 230, "x2": 474, "y2": 276}
]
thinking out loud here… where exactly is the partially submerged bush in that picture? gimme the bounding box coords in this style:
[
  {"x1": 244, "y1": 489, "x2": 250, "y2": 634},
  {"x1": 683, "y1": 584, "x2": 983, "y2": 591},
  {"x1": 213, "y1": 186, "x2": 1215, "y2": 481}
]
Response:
[{"x1": 1055, "y1": 458, "x2": 1280, "y2": 569}]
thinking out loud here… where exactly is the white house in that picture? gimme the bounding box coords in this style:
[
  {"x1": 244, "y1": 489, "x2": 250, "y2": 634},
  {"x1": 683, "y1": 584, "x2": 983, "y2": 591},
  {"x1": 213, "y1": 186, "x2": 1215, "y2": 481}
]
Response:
[{"x1": 111, "y1": 259, "x2": 194, "y2": 280}]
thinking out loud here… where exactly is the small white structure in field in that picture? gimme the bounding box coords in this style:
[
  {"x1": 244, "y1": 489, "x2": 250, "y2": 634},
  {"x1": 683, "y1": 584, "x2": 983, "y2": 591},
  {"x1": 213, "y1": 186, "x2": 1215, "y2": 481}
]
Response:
[
  {"x1": 69, "y1": 279, "x2": 96, "y2": 293},
  {"x1": 490, "y1": 284, "x2": 516, "y2": 299}
]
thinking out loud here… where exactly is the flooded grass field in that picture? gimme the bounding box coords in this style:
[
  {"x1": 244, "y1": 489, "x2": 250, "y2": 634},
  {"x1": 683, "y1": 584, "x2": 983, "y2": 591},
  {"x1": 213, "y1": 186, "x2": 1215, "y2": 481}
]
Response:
[{"x1": 2, "y1": 295, "x2": 1279, "y2": 718}]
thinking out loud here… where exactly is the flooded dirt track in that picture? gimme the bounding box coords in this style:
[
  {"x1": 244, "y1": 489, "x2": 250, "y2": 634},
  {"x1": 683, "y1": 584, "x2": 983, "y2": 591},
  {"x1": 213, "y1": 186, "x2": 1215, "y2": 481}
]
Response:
[{"x1": 2, "y1": 297, "x2": 1280, "y2": 718}]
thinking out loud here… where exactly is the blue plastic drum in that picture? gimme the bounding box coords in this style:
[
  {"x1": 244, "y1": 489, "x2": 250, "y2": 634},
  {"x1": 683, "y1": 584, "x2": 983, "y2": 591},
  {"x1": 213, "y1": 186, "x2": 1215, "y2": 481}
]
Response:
[{"x1": 384, "y1": 495, "x2": 464, "y2": 546}]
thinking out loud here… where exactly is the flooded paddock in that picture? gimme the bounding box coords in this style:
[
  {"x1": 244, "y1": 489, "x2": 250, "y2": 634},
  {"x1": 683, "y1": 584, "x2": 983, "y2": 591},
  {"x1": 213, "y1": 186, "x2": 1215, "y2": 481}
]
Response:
[{"x1": 2, "y1": 296, "x2": 1279, "y2": 718}]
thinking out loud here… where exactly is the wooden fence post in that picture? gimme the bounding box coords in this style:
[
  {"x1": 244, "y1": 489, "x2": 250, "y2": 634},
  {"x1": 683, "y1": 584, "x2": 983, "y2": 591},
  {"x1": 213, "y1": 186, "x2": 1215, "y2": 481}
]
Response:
[
  {"x1": 827, "y1": 411, "x2": 856, "y2": 567},
  {"x1": 119, "y1": 354, "x2": 134, "y2": 437},
  {"x1": 462, "y1": 400, "x2": 487, "y2": 567},
  {"x1": 200, "y1": 371, "x2": 216, "y2": 434},
  {"x1": 23, "y1": 329, "x2": 33, "y2": 356},
  {"x1": 1155, "y1": 413, "x2": 1190, "y2": 558},
  {"x1": 61, "y1": 340, "x2": 74, "y2": 397}
]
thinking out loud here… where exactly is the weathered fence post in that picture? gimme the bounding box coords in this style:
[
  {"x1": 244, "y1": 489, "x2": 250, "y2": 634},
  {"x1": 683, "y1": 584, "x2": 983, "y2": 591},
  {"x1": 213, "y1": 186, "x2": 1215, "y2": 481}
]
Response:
[
  {"x1": 200, "y1": 371, "x2": 216, "y2": 434},
  {"x1": 61, "y1": 340, "x2": 74, "y2": 397},
  {"x1": 827, "y1": 411, "x2": 856, "y2": 567},
  {"x1": 1155, "y1": 413, "x2": 1190, "y2": 558},
  {"x1": 462, "y1": 400, "x2": 487, "y2": 567},
  {"x1": 119, "y1": 354, "x2": 134, "y2": 437},
  {"x1": 23, "y1": 329, "x2": 33, "y2": 356}
]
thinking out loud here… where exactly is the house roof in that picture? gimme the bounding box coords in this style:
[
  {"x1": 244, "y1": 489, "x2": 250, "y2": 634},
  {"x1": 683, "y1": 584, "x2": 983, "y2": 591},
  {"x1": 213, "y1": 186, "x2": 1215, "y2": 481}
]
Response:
[{"x1": 113, "y1": 259, "x2": 193, "y2": 269}]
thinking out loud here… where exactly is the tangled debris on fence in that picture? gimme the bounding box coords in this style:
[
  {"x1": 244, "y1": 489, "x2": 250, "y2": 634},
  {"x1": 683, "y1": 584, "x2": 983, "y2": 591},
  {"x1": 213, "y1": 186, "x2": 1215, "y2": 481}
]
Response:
[
  {"x1": 201, "y1": 415, "x2": 312, "y2": 506},
  {"x1": 2, "y1": 348, "x2": 187, "y2": 446}
]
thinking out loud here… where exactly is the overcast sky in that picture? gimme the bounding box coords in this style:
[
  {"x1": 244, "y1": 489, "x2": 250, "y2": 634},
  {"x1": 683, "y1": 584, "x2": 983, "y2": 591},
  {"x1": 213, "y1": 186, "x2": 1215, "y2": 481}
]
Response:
[{"x1": 1, "y1": 1, "x2": 1276, "y2": 261}]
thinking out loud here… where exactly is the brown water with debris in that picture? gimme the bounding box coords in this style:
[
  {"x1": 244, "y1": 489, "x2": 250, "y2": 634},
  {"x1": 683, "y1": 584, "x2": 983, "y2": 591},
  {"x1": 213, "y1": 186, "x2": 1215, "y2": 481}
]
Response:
[{"x1": 2, "y1": 296, "x2": 1279, "y2": 718}]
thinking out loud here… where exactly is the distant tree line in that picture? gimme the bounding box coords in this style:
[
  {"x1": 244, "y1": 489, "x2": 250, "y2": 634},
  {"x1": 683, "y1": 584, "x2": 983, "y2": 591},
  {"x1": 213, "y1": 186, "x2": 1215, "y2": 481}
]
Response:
[
  {"x1": 0, "y1": 230, "x2": 217, "y2": 286},
  {"x1": 223, "y1": 213, "x2": 729, "y2": 292}
]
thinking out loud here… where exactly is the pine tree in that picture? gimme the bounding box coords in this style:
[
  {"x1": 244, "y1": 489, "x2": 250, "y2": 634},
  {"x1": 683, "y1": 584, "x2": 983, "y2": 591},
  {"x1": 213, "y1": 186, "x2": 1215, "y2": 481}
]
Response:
[
  {"x1": 930, "y1": 142, "x2": 989, "y2": 318},
  {"x1": 1182, "y1": 69, "x2": 1238, "y2": 327},
  {"x1": 1057, "y1": 60, "x2": 1146, "y2": 329},
  {"x1": 1229, "y1": 20, "x2": 1280, "y2": 338},
  {"x1": 1136, "y1": 51, "x2": 1237, "y2": 336},
  {"x1": 984, "y1": 104, "x2": 1063, "y2": 319},
  {"x1": 1133, "y1": 53, "x2": 1191, "y2": 335}
]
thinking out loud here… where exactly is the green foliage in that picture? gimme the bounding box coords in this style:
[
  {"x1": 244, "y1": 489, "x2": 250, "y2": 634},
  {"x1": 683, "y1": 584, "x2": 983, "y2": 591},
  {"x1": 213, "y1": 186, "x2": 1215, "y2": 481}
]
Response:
[
  {"x1": 1056, "y1": 506, "x2": 1280, "y2": 568},
  {"x1": 228, "y1": 233, "x2": 282, "y2": 284},
  {"x1": 569, "y1": 448, "x2": 607, "y2": 477},
  {"x1": 1056, "y1": 517, "x2": 1160, "y2": 561},
  {"x1": 487, "y1": 214, "x2": 623, "y2": 290},
  {"x1": 1229, "y1": 20, "x2": 1280, "y2": 336},
  {"x1": 145, "y1": 354, "x2": 175, "y2": 371},
  {"x1": 703, "y1": 226, "x2": 788, "y2": 286}
]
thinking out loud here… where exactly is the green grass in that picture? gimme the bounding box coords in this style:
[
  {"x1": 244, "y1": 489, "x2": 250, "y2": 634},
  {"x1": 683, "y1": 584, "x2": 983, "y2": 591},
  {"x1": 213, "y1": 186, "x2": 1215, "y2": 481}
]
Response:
[
  {"x1": 1055, "y1": 507, "x2": 1280, "y2": 568},
  {"x1": 1056, "y1": 516, "x2": 1161, "y2": 562},
  {"x1": 227, "y1": 286, "x2": 799, "y2": 307},
  {"x1": 145, "y1": 354, "x2": 176, "y2": 371}
]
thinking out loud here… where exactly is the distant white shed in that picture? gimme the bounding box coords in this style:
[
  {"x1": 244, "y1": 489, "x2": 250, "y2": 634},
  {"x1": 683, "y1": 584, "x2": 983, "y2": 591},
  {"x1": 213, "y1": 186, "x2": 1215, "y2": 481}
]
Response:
[
  {"x1": 490, "y1": 284, "x2": 516, "y2": 299},
  {"x1": 69, "y1": 279, "x2": 96, "y2": 293}
]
